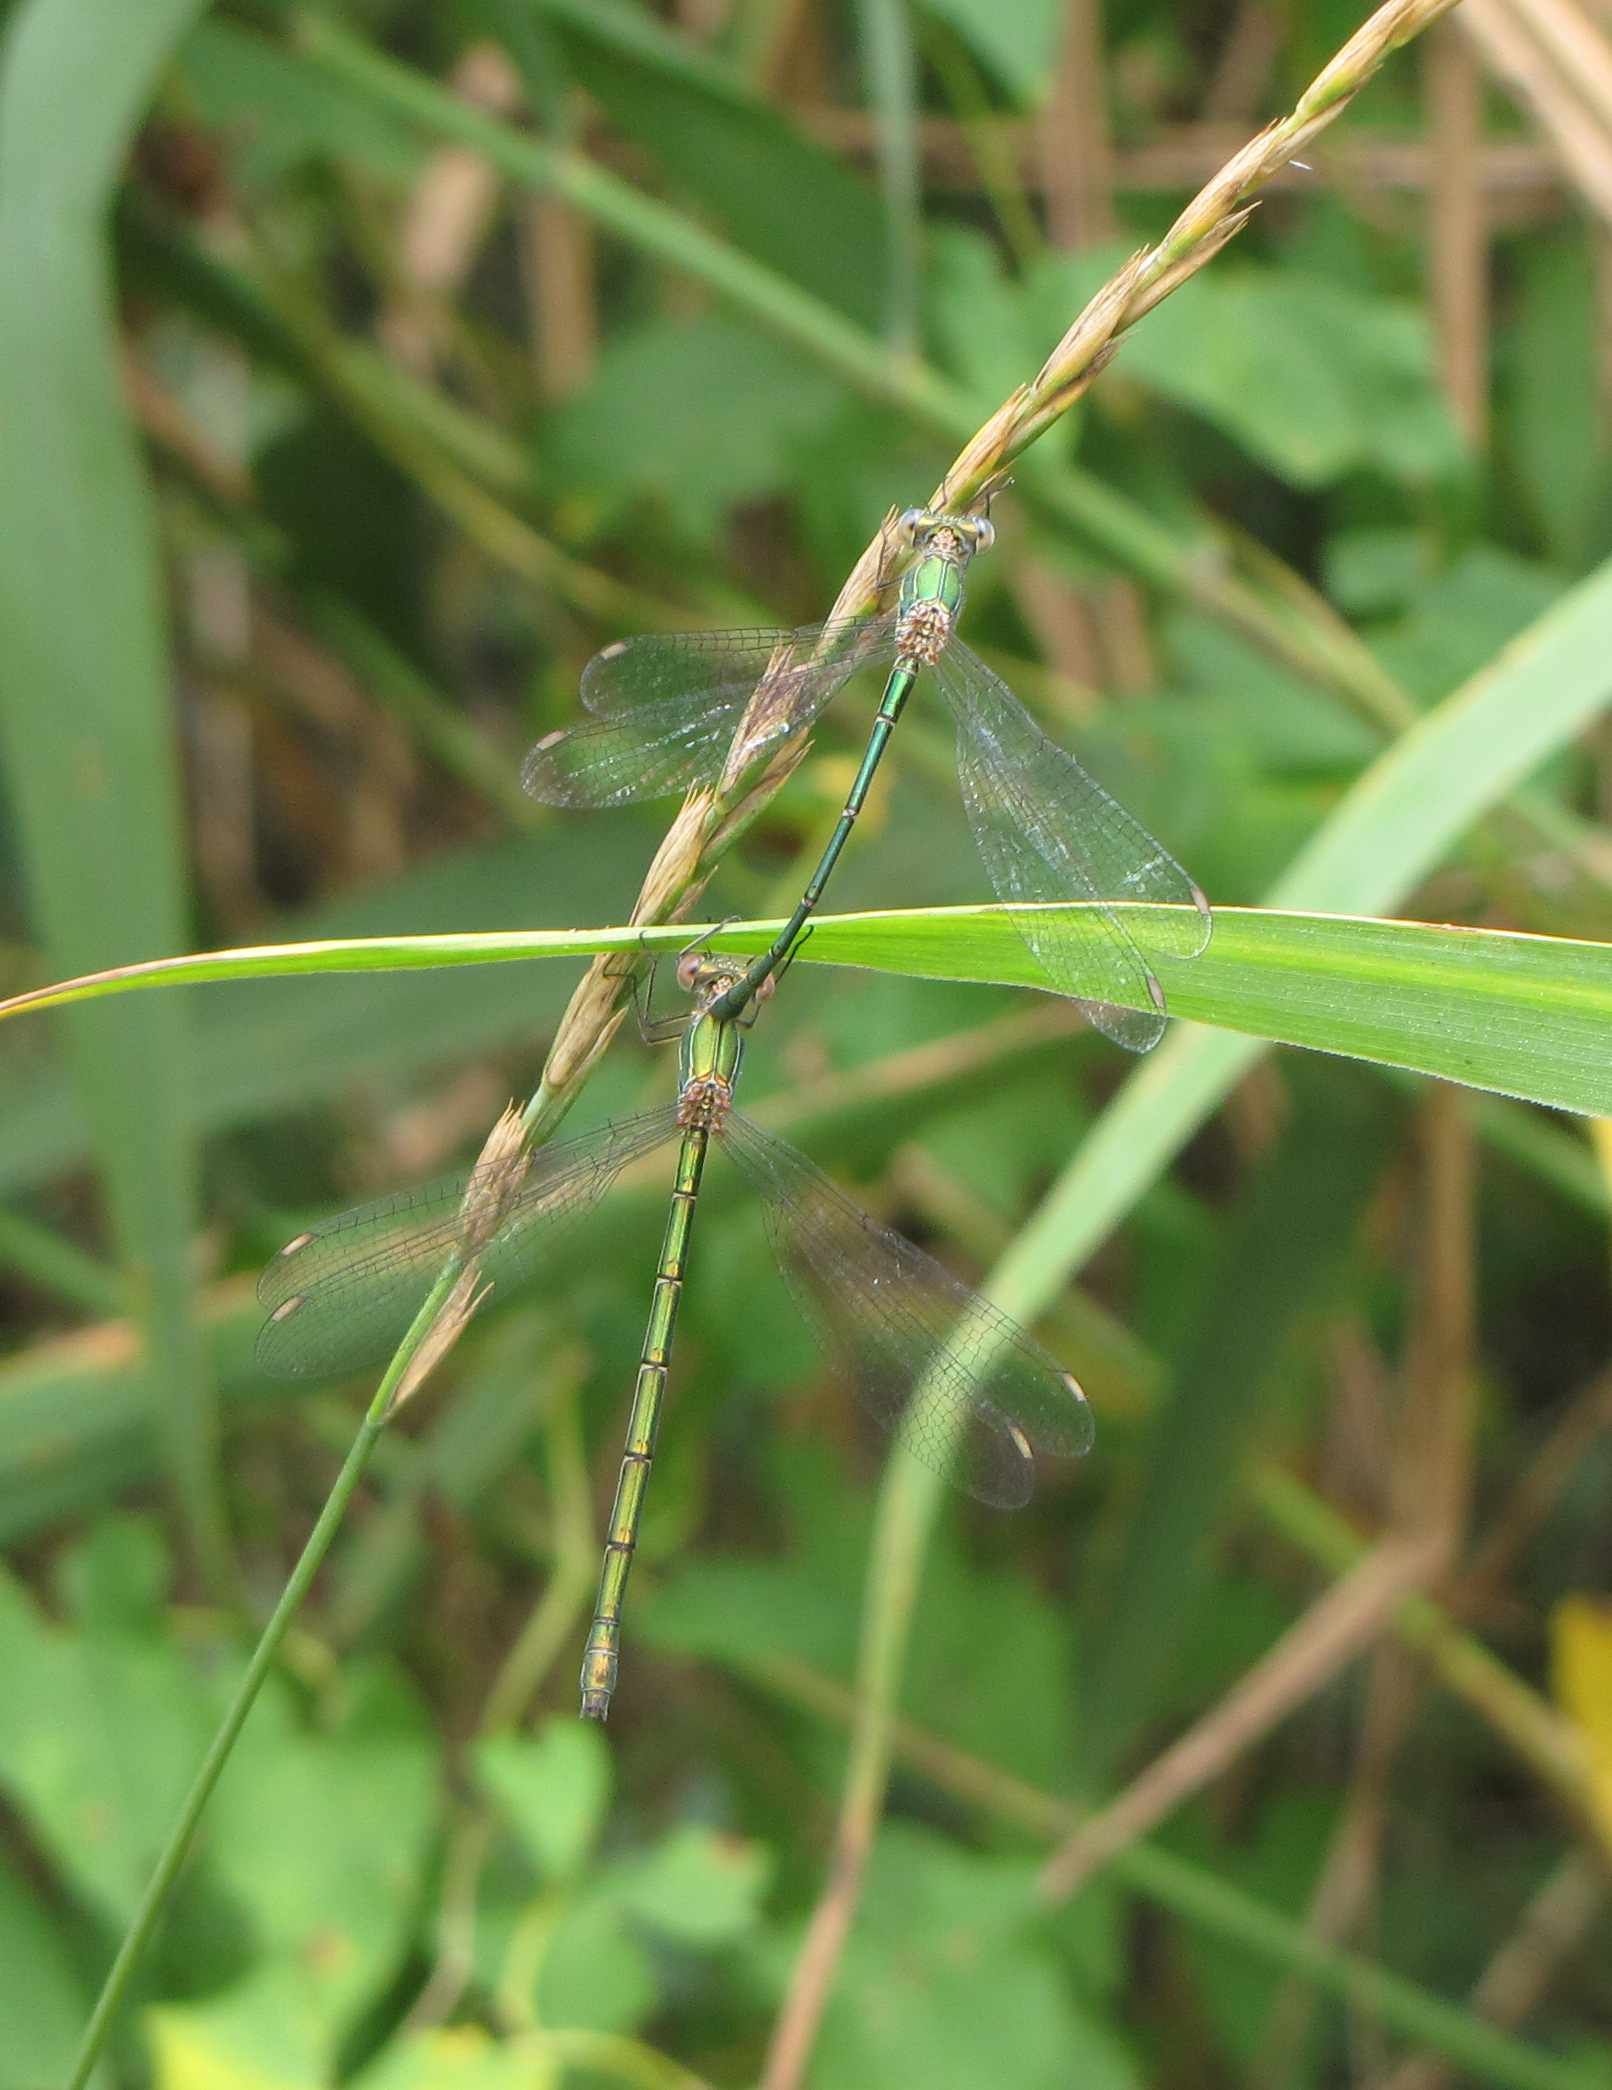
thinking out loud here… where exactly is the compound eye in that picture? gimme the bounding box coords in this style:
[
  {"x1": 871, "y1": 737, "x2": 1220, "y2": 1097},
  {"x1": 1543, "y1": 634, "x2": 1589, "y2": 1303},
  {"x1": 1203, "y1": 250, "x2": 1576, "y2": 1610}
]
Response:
[
  {"x1": 754, "y1": 971, "x2": 777, "y2": 1003},
  {"x1": 896, "y1": 507, "x2": 924, "y2": 542},
  {"x1": 971, "y1": 516, "x2": 996, "y2": 551},
  {"x1": 675, "y1": 952, "x2": 703, "y2": 992}
]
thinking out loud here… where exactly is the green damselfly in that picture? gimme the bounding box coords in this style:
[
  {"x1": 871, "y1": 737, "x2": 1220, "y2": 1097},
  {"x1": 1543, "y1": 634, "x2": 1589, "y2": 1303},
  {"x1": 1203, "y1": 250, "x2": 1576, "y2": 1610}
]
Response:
[
  {"x1": 257, "y1": 954, "x2": 1092, "y2": 1720},
  {"x1": 523, "y1": 507, "x2": 1210, "y2": 1047}
]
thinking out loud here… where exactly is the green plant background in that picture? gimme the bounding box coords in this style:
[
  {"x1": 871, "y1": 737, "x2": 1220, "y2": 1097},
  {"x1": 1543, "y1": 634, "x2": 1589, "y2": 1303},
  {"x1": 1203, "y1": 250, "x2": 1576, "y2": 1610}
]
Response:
[{"x1": 0, "y1": 1, "x2": 1609, "y2": 2086}]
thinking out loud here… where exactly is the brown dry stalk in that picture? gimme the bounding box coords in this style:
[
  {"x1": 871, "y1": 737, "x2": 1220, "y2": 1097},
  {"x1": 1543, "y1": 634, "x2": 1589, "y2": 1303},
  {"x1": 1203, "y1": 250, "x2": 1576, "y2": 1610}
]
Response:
[
  {"x1": 1035, "y1": 1535, "x2": 1444, "y2": 1904},
  {"x1": 809, "y1": 109, "x2": 1567, "y2": 206},
  {"x1": 382, "y1": 44, "x2": 522, "y2": 373},
  {"x1": 1462, "y1": 0, "x2": 1612, "y2": 221},
  {"x1": 392, "y1": 1102, "x2": 530, "y2": 1405},
  {"x1": 528, "y1": 0, "x2": 1466, "y2": 1150},
  {"x1": 1427, "y1": 24, "x2": 1490, "y2": 443},
  {"x1": 1398, "y1": 1083, "x2": 1477, "y2": 1559}
]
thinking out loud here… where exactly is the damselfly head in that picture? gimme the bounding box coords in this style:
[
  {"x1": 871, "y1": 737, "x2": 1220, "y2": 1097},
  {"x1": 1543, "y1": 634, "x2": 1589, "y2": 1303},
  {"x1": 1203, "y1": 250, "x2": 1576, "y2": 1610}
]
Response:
[
  {"x1": 898, "y1": 506, "x2": 996, "y2": 560},
  {"x1": 676, "y1": 950, "x2": 769, "y2": 1008}
]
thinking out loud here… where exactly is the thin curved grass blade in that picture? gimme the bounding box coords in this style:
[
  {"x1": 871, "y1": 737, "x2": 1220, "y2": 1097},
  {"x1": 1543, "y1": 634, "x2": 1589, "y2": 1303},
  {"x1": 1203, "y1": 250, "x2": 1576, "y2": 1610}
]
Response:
[
  {"x1": 523, "y1": 615, "x2": 894, "y2": 809},
  {"x1": 256, "y1": 1106, "x2": 679, "y2": 1378},
  {"x1": 720, "y1": 1111, "x2": 1093, "y2": 1507},
  {"x1": 936, "y1": 642, "x2": 1211, "y2": 1052}
]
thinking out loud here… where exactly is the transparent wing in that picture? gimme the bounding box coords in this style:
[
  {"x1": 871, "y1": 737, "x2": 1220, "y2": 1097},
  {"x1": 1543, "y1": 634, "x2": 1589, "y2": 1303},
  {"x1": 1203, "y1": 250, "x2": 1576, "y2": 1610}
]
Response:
[
  {"x1": 523, "y1": 615, "x2": 895, "y2": 809},
  {"x1": 935, "y1": 642, "x2": 1211, "y2": 1052},
  {"x1": 720, "y1": 1112, "x2": 1093, "y2": 1508},
  {"x1": 256, "y1": 1107, "x2": 679, "y2": 1379},
  {"x1": 520, "y1": 688, "x2": 753, "y2": 808},
  {"x1": 578, "y1": 618, "x2": 892, "y2": 717}
]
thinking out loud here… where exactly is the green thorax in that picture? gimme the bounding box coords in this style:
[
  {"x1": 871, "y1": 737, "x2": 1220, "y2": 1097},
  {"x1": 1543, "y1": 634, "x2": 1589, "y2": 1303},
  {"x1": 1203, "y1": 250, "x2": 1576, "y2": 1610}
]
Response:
[
  {"x1": 679, "y1": 1002, "x2": 744, "y2": 1100},
  {"x1": 898, "y1": 536, "x2": 968, "y2": 622}
]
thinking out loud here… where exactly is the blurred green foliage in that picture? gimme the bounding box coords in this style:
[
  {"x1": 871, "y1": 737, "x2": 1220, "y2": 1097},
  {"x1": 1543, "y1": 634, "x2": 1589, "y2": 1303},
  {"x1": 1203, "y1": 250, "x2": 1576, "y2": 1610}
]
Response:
[{"x1": 1, "y1": 0, "x2": 1610, "y2": 2086}]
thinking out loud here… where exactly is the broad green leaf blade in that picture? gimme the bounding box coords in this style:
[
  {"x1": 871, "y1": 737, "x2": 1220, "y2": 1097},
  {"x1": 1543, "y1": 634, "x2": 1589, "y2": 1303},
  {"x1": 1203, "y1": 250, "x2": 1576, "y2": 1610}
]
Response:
[
  {"x1": 0, "y1": 1859, "x2": 85, "y2": 2090},
  {"x1": 1120, "y1": 271, "x2": 1464, "y2": 490},
  {"x1": 0, "y1": 1556, "x2": 216, "y2": 1925},
  {"x1": 146, "y1": 1962, "x2": 327, "y2": 2089},
  {"x1": 548, "y1": 314, "x2": 845, "y2": 536},
  {"x1": 474, "y1": 1722, "x2": 613, "y2": 1883},
  {"x1": 917, "y1": 0, "x2": 1066, "y2": 103},
  {"x1": 610, "y1": 1823, "x2": 771, "y2": 1947},
  {"x1": 1507, "y1": 233, "x2": 1607, "y2": 565},
  {"x1": 7, "y1": 907, "x2": 1608, "y2": 1117},
  {"x1": 209, "y1": 1668, "x2": 439, "y2": 2064},
  {"x1": 177, "y1": 17, "x2": 424, "y2": 185},
  {"x1": 0, "y1": 0, "x2": 226, "y2": 1583},
  {"x1": 811, "y1": 1825, "x2": 1141, "y2": 2090},
  {"x1": 533, "y1": 0, "x2": 887, "y2": 328}
]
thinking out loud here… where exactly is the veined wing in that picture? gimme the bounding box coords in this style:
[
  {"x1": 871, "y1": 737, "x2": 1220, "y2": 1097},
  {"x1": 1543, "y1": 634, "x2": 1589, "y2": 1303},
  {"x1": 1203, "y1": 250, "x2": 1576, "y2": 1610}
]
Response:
[
  {"x1": 256, "y1": 1107, "x2": 679, "y2": 1379},
  {"x1": 936, "y1": 642, "x2": 1211, "y2": 1053},
  {"x1": 521, "y1": 688, "x2": 753, "y2": 808},
  {"x1": 721, "y1": 1112, "x2": 1093, "y2": 1509},
  {"x1": 579, "y1": 618, "x2": 891, "y2": 717},
  {"x1": 522, "y1": 615, "x2": 894, "y2": 810}
]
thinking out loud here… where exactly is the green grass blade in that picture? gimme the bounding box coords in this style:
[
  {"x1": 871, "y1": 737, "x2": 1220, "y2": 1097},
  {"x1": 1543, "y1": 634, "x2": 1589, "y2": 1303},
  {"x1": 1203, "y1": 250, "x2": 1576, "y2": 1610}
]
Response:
[
  {"x1": 793, "y1": 906, "x2": 1612, "y2": 1115},
  {"x1": 6, "y1": 907, "x2": 1607, "y2": 1116},
  {"x1": 0, "y1": 0, "x2": 229, "y2": 1590},
  {"x1": 0, "y1": 1211, "x2": 123, "y2": 1319}
]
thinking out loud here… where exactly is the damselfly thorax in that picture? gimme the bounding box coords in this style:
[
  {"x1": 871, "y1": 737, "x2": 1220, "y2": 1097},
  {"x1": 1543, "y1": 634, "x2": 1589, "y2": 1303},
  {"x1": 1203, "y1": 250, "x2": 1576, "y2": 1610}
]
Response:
[{"x1": 891, "y1": 508, "x2": 994, "y2": 668}]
